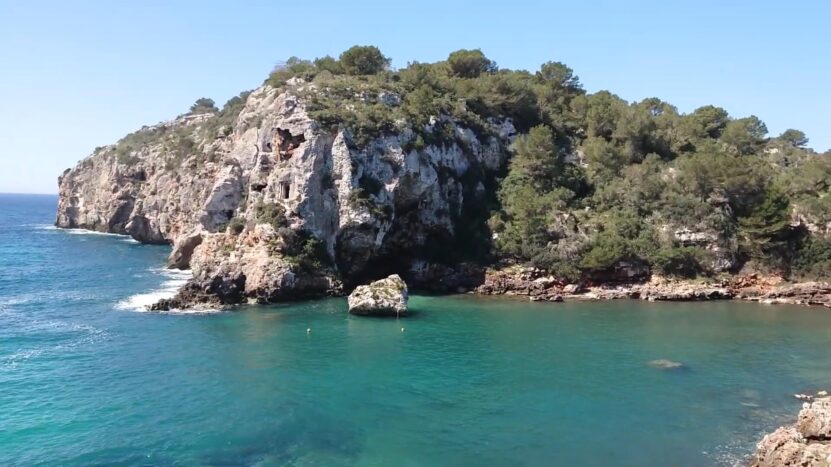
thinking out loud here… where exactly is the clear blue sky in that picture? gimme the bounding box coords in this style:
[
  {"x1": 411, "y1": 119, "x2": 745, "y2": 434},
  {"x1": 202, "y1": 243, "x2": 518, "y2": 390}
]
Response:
[{"x1": 1, "y1": 0, "x2": 829, "y2": 194}]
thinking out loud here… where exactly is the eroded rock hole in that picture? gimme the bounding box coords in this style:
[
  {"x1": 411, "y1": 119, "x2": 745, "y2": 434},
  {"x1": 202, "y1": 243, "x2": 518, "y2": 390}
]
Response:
[{"x1": 274, "y1": 128, "x2": 305, "y2": 160}]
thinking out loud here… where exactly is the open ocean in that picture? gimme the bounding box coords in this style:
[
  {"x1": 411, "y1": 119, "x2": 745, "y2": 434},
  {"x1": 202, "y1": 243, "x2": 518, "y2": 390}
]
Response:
[{"x1": 2, "y1": 193, "x2": 830, "y2": 466}]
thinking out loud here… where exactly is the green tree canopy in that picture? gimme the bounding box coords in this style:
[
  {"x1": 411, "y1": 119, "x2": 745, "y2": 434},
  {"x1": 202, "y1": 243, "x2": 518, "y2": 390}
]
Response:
[
  {"x1": 189, "y1": 98, "x2": 218, "y2": 114},
  {"x1": 313, "y1": 55, "x2": 343, "y2": 75},
  {"x1": 721, "y1": 115, "x2": 768, "y2": 155},
  {"x1": 536, "y1": 61, "x2": 581, "y2": 91},
  {"x1": 339, "y1": 46, "x2": 389, "y2": 75},
  {"x1": 446, "y1": 49, "x2": 497, "y2": 78},
  {"x1": 778, "y1": 129, "x2": 809, "y2": 148}
]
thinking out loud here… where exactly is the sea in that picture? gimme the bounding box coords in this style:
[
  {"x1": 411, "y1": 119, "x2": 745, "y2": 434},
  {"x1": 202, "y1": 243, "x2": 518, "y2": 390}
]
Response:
[{"x1": 2, "y1": 193, "x2": 830, "y2": 466}]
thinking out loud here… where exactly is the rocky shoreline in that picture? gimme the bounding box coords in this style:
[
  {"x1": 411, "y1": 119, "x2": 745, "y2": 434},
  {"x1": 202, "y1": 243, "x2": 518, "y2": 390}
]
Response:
[
  {"x1": 751, "y1": 395, "x2": 831, "y2": 466},
  {"x1": 146, "y1": 264, "x2": 831, "y2": 312},
  {"x1": 474, "y1": 266, "x2": 831, "y2": 309}
]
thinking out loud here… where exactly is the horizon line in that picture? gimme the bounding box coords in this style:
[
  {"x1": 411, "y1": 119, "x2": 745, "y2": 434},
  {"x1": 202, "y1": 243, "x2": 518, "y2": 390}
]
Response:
[{"x1": 0, "y1": 192, "x2": 58, "y2": 196}]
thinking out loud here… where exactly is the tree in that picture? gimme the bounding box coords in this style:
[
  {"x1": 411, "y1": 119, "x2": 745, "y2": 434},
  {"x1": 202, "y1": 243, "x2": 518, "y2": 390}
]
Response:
[
  {"x1": 778, "y1": 129, "x2": 809, "y2": 148},
  {"x1": 446, "y1": 49, "x2": 497, "y2": 78},
  {"x1": 573, "y1": 91, "x2": 627, "y2": 140},
  {"x1": 505, "y1": 125, "x2": 561, "y2": 192},
  {"x1": 721, "y1": 115, "x2": 768, "y2": 155},
  {"x1": 189, "y1": 98, "x2": 217, "y2": 114},
  {"x1": 494, "y1": 125, "x2": 587, "y2": 271},
  {"x1": 536, "y1": 61, "x2": 581, "y2": 91},
  {"x1": 691, "y1": 105, "x2": 730, "y2": 138},
  {"x1": 339, "y1": 46, "x2": 389, "y2": 75}
]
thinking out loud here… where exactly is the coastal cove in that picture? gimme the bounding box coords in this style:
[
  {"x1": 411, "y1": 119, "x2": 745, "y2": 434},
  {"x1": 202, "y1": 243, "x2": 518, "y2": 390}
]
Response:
[{"x1": 2, "y1": 194, "x2": 831, "y2": 465}]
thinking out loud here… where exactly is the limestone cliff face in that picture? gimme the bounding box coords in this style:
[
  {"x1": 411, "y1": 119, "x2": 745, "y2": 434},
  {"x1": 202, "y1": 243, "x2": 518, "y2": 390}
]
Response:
[{"x1": 57, "y1": 83, "x2": 516, "y2": 307}]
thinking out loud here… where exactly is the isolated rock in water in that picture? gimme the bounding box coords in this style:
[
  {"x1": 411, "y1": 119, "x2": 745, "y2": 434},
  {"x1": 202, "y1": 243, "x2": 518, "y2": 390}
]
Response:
[
  {"x1": 348, "y1": 274, "x2": 408, "y2": 316},
  {"x1": 647, "y1": 359, "x2": 685, "y2": 370},
  {"x1": 751, "y1": 397, "x2": 831, "y2": 467}
]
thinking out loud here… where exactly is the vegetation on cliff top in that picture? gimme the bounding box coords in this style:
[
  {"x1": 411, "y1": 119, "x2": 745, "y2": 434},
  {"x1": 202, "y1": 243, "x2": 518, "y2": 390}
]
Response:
[{"x1": 261, "y1": 45, "x2": 831, "y2": 282}]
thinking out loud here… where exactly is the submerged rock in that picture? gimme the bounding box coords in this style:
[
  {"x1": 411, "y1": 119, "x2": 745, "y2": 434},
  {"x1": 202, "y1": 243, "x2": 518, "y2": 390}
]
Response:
[
  {"x1": 751, "y1": 397, "x2": 831, "y2": 466},
  {"x1": 347, "y1": 274, "x2": 408, "y2": 317},
  {"x1": 647, "y1": 359, "x2": 685, "y2": 370}
]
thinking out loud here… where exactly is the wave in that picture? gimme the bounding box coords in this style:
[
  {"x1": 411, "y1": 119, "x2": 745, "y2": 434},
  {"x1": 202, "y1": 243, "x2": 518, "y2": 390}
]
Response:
[
  {"x1": 115, "y1": 269, "x2": 218, "y2": 314},
  {"x1": 35, "y1": 224, "x2": 134, "y2": 239}
]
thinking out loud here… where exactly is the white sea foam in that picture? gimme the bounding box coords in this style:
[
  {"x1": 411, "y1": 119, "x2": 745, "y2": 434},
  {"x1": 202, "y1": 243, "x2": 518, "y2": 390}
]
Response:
[
  {"x1": 116, "y1": 268, "x2": 192, "y2": 312},
  {"x1": 115, "y1": 269, "x2": 219, "y2": 314},
  {"x1": 36, "y1": 224, "x2": 133, "y2": 239},
  {"x1": 64, "y1": 229, "x2": 130, "y2": 238}
]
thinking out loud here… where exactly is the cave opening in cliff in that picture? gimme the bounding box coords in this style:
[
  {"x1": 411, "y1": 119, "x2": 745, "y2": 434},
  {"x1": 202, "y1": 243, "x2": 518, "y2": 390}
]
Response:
[
  {"x1": 275, "y1": 128, "x2": 305, "y2": 160},
  {"x1": 280, "y1": 182, "x2": 290, "y2": 200}
]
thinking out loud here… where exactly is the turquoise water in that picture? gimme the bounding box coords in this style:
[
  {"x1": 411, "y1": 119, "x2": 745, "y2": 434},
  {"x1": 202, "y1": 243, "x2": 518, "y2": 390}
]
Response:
[{"x1": 2, "y1": 194, "x2": 831, "y2": 466}]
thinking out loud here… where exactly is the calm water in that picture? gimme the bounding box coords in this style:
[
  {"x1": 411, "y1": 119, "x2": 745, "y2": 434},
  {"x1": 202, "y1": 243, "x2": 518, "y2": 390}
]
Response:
[{"x1": 2, "y1": 194, "x2": 831, "y2": 466}]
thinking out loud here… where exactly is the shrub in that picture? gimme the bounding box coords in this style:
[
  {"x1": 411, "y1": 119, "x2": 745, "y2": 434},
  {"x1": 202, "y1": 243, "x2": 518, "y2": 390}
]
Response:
[
  {"x1": 227, "y1": 217, "x2": 245, "y2": 235},
  {"x1": 255, "y1": 202, "x2": 288, "y2": 230},
  {"x1": 650, "y1": 247, "x2": 709, "y2": 278},
  {"x1": 793, "y1": 237, "x2": 831, "y2": 280},
  {"x1": 279, "y1": 230, "x2": 332, "y2": 273}
]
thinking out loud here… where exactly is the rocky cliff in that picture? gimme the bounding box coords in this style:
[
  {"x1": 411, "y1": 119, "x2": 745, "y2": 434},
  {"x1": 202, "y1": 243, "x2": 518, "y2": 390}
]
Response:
[
  {"x1": 57, "y1": 82, "x2": 516, "y2": 308},
  {"x1": 751, "y1": 396, "x2": 831, "y2": 466},
  {"x1": 58, "y1": 48, "x2": 831, "y2": 310}
]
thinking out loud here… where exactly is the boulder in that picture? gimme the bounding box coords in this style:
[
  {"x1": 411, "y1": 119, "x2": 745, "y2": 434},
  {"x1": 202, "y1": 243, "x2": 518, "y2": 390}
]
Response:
[{"x1": 348, "y1": 274, "x2": 408, "y2": 317}]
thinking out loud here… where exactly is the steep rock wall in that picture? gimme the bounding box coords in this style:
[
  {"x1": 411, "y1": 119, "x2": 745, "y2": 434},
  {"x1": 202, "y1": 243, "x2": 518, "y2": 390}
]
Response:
[{"x1": 57, "y1": 84, "x2": 516, "y2": 307}]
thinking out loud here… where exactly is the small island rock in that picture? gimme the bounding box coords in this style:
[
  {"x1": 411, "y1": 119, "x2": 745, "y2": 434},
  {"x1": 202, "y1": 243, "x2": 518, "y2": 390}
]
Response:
[{"x1": 348, "y1": 274, "x2": 408, "y2": 317}]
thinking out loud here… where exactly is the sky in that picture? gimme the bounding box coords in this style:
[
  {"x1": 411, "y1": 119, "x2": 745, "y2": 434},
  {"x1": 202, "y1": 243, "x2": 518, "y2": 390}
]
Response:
[{"x1": 0, "y1": 0, "x2": 829, "y2": 194}]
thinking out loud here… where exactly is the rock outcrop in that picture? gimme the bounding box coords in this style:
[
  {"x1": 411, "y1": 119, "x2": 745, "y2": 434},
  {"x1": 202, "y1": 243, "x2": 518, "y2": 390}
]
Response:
[
  {"x1": 751, "y1": 397, "x2": 831, "y2": 467},
  {"x1": 476, "y1": 268, "x2": 734, "y2": 302},
  {"x1": 347, "y1": 274, "x2": 408, "y2": 316},
  {"x1": 738, "y1": 281, "x2": 831, "y2": 308},
  {"x1": 57, "y1": 83, "x2": 516, "y2": 308}
]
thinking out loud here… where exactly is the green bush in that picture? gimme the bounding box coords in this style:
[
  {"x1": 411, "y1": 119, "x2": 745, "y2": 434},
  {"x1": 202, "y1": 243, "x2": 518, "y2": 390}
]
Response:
[
  {"x1": 255, "y1": 202, "x2": 288, "y2": 230},
  {"x1": 227, "y1": 217, "x2": 245, "y2": 235},
  {"x1": 650, "y1": 247, "x2": 709, "y2": 278},
  {"x1": 279, "y1": 229, "x2": 332, "y2": 273},
  {"x1": 793, "y1": 237, "x2": 831, "y2": 279}
]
